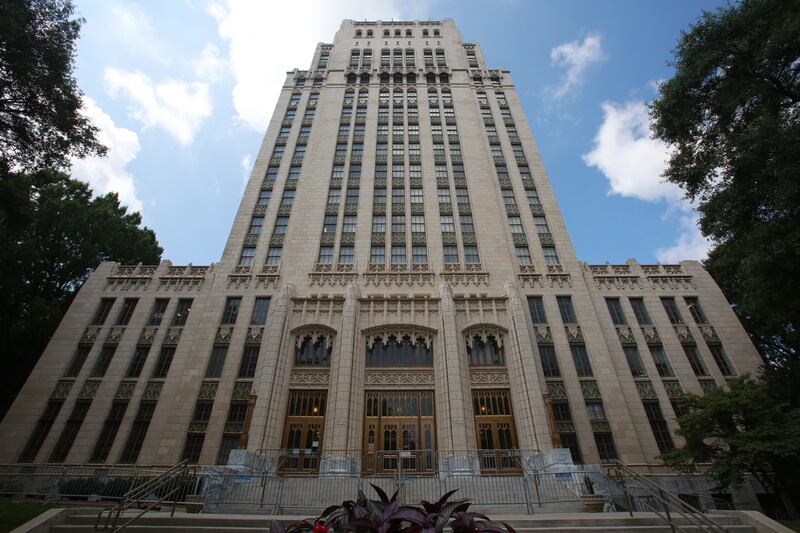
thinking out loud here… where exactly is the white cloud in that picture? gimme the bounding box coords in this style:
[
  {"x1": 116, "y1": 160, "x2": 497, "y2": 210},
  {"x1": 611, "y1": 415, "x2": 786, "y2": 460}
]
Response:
[
  {"x1": 549, "y1": 33, "x2": 604, "y2": 100},
  {"x1": 583, "y1": 99, "x2": 711, "y2": 261},
  {"x1": 107, "y1": 2, "x2": 166, "y2": 64},
  {"x1": 104, "y1": 68, "x2": 212, "y2": 145},
  {"x1": 71, "y1": 97, "x2": 144, "y2": 212},
  {"x1": 194, "y1": 43, "x2": 225, "y2": 81},
  {"x1": 208, "y1": 0, "x2": 431, "y2": 131},
  {"x1": 240, "y1": 153, "x2": 252, "y2": 185}
]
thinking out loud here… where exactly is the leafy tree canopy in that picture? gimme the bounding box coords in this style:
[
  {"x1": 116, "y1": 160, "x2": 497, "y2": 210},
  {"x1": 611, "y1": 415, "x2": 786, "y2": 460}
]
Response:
[
  {"x1": 651, "y1": 0, "x2": 800, "y2": 360},
  {"x1": 0, "y1": 0, "x2": 105, "y2": 170},
  {"x1": 0, "y1": 167, "x2": 162, "y2": 416}
]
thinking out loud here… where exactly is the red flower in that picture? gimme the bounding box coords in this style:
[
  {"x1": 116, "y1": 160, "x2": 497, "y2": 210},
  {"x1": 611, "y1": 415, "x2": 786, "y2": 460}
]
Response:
[{"x1": 312, "y1": 523, "x2": 329, "y2": 533}]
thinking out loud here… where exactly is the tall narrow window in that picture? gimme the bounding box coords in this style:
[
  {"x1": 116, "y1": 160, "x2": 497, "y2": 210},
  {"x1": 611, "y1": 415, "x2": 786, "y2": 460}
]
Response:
[
  {"x1": 148, "y1": 299, "x2": 169, "y2": 326},
  {"x1": 116, "y1": 298, "x2": 138, "y2": 325},
  {"x1": 64, "y1": 346, "x2": 91, "y2": 377},
  {"x1": 239, "y1": 346, "x2": 259, "y2": 378},
  {"x1": 318, "y1": 246, "x2": 334, "y2": 264},
  {"x1": 391, "y1": 245, "x2": 406, "y2": 264},
  {"x1": 516, "y1": 246, "x2": 532, "y2": 265},
  {"x1": 92, "y1": 298, "x2": 115, "y2": 325},
  {"x1": 126, "y1": 345, "x2": 151, "y2": 378},
  {"x1": 684, "y1": 297, "x2": 708, "y2": 324},
  {"x1": 629, "y1": 298, "x2": 652, "y2": 325},
  {"x1": 605, "y1": 298, "x2": 627, "y2": 325},
  {"x1": 623, "y1": 346, "x2": 647, "y2": 377},
  {"x1": 205, "y1": 346, "x2": 228, "y2": 378},
  {"x1": 661, "y1": 298, "x2": 684, "y2": 324},
  {"x1": 708, "y1": 345, "x2": 735, "y2": 376},
  {"x1": 648, "y1": 345, "x2": 674, "y2": 377},
  {"x1": 266, "y1": 247, "x2": 282, "y2": 266},
  {"x1": 91, "y1": 400, "x2": 129, "y2": 463},
  {"x1": 251, "y1": 298, "x2": 271, "y2": 325},
  {"x1": 152, "y1": 347, "x2": 176, "y2": 378},
  {"x1": 527, "y1": 296, "x2": 547, "y2": 324},
  {"x1": 443, "y1": 246, "x2": 459, "y2": 264},
  {"x1": 557, "y1": 296, "x2": 577, "y2": 324},
  {"x1": 119, "y1": 401, "x2": 156, "y2": 463},
  {"x1": 49, "y1": 400, "x2": 92, "y2": 462},
  {"x1": 91, "y1": 346, "x2": 117, "y2": 377},
  {"x1": 570, "y1": 345, "x2": 593, "y2": 377},
  {"x1": 221, "y1": 297, "x2": 242, "y2": 325},
  {"x1": 172, "y1": 299, "x2": 193, "y2": 326},
  {"x1": 370, "y1": 246, "x2": 385, "y2": 264},
  {"x1": 19, "y1": 400, "x2": 64, "y2": 462},
  {"x1": 643, "y1": 401, "x2": 674, "y2": 453},
  {"x1": 683, "y1": 345, "x2": 709, "y2": 376},
  {"x1": 538, "y1": 345, "x2": 560, "y2": 377}
]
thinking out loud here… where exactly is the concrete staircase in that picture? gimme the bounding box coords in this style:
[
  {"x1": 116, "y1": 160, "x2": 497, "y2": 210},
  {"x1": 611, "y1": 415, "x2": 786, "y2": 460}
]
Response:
[{"x1": 44, "y1": 510, "x2": 766, "y2": 533}]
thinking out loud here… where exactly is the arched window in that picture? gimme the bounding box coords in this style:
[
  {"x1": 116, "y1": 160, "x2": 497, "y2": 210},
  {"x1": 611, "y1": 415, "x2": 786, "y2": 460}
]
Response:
[
  {"x1": 380, "y1": 72, "x2": 390, "y2": 84},
  {"x1": 366, "y1": 332, "x2": 433, "y2": 367},
  {"x1": 466, "y1": 331, "x2": 505, "y2": 366},
  {"x1": 439, "y1": 73, "x2": 449, "y2": 84},
  {"x1": 426, "y1": 72, "x2": 436, "y2": 84},
  {"x1": 406, "y1": 73, "x2": 416, "y2": 84},
  {"x1": 360, "y1": 73, "x2": 370, "y2": 84},
  {"x1": 347, "y1": 73, "x2": 357, "y2": 84},
  {"x1": 393, "y1": 72, "x2": 403, "y2": 84},
  {"x1": 294, "y1": 332, "x2": 333, "y2": 366}
]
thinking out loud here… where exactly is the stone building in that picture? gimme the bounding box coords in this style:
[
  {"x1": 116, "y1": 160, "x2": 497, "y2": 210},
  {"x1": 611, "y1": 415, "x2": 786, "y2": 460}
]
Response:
[{"x1": 0, "y1": 19, "x2": 762, "y2": 477}]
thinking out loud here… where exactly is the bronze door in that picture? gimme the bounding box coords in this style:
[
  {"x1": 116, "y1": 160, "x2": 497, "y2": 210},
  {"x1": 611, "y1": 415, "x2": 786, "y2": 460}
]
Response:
[
  {"x1": 281, "y1": 390, "x2": 326, "y2": 473},
  {"x1": 363, "y1": 391, "x2": 435, "y2": 474},
  {"x1": 473, "y1": 390, "x2": 520, "y2": 473}
]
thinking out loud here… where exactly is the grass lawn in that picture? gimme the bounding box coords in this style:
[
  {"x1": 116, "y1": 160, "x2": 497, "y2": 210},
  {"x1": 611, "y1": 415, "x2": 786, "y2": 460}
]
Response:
[
  {"x1": 0, "y1": 498, "x2": 52, "y2": 532},
  {"x1": 781, "y1": 521, "x2": 800, "y2": 532}
]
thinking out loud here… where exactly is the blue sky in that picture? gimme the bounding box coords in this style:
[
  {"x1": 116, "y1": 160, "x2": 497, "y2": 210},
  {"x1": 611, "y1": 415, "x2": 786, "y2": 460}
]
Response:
[{"x1": 70, "y1": 0, "x2": 727, "y2": 265}]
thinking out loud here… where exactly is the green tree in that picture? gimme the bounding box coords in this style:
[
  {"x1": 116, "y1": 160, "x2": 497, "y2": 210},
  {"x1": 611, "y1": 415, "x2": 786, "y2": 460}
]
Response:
[
  {"x1": 651, "y1": 0, "x2": 800, "y2": 360},
  {"x1": 662, "y1": 376, "x2": 800, "y2": 506},
  {"x1": 0, "y1": 0, "x2": 105, "y2": 171},
  {"x1": 0, "y1": 168, "x2": 162, "y2": 417}
]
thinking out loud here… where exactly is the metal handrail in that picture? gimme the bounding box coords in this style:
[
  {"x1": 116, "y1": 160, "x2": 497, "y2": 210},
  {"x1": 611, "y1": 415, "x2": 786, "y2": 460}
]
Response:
[
  {"x1": 95, "y1": 459, "x2": 196, "y2": 531},
  {"x1": 609, "y1": 461, "x2": 728, "y2": 533}
]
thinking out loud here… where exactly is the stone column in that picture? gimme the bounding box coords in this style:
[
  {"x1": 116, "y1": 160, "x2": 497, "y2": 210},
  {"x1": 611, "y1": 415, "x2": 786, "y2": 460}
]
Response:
[
  {"x1": 320, "y1": 283, "x2": 360, "y2": 475},
  {"x1": 247, "y1": 283, "x2": 294, "y2": 470},
  {"x1": 504, "y1": 281, "x2": 553, "y2": 470},
  {"x1": 435, "y1": 281, "x2": 478, "y2": 475}
]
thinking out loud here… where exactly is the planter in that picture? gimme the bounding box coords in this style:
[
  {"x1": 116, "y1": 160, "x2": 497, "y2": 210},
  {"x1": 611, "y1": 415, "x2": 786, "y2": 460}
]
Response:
[
  {"x1": 184, "y1": 494, "x2": 204, "y2": 513},
  {"x1": 581, "y1": 493, "x2": 605, "y2": 512}
]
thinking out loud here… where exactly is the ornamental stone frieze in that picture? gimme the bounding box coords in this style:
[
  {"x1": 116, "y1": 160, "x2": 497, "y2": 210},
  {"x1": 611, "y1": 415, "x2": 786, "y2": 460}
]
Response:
[
  {"x1": 245, "y1": 326, "x2": 264, "y2": 345},
  {"x1": 546, "y1": 273, "x2": 572, "y2": 288},
  {"x1": 138, "y1": 326, "x2": 157, "y2": 345},
  {"x1": 615, "y1": 326, "x2": 637, "y2": 345},
  {"x1": 363, "y1": 271, "x2": 435, "y2": 287},
  {"x1": 564, "y1": 325, "x2": 584, "y2": 344},
  {"x1": 640, "y1": 326, "x2": 662, "y2": 345},
  {"x1": 215, "y1": 325, "x2": 234, "y2": 344},
  {"x1": 78, "y1": 381, "x2": 100, "y2": 400},
  {"x1": 636, "y1": 381, "x2": 658, "y2": 400},
  {"x1": 469, "y1": 369, "x2": 510, "y2": 386},
  {"x1": 673, "y1": 325, "x2": 695, "y2": 345},
  {"x1": 580, "y1": 381, "x2": 602, "y2": 400},
  {"x1": 289, "y1": 370, "x2": 330, "y2": 386},
  {"x1": 663, "y1": 380, "x2": 685, "y2": 399},
  {"x1": 699, "y1": 324, "x2": 720, "y2": 343},
  {"x1": 533, "y1": 325, "x2": 553, "y2": 345},
  {"x1": 364, "y1": 371, "x2": 435, "y2": 387},
  {"x1": 80, "y1": 326, "x2": 101, "y2": 345},
  {"x1": 546, "y1": 380, "x2": 567, "y2": 400},
  {"x1": 51, "y1": 381, "x2": 73, "y2": 399},
  {"x1": 197, "y1": 381, "x2": 218, "y2": 400},
  {"x1": 365, "y1": 328, "x2": 433, "y2": 350},
  {"x1": 115, "y1": 382, "x2": 136, "y2": 400},
  {"x1": 142, "y1": 381, "x2": 163, "y2": 401},
  {"x1": 105, "y1": 326, "x2": 125, "y2": 345},
  {"x1": 226, "y1": 274, "x2": 252, "y2": 289},
  {"x1": 162, "y1": 327, "x2": 182, "y2": 346}
]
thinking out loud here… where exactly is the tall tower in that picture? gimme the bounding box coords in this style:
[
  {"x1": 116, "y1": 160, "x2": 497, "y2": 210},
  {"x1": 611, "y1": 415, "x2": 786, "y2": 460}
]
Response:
[{"x1": 1, "y1": 20, "x2": 761, "y2": 476}]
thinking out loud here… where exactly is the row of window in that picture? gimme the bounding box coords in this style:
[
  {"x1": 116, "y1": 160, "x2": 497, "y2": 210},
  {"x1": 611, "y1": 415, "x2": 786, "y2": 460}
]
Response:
[{"x1": 353, "y1": 27, "x2": 441, "y2": 38}]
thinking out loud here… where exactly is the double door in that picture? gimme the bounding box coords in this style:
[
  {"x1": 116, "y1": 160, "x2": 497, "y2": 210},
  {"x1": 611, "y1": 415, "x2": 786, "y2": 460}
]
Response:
[
  {"x1": 473, "y1": 390, "x2": 520, "y2": 473},
  {"x1": 281, "y1": 390, "x2": 326, "y2": 473}
]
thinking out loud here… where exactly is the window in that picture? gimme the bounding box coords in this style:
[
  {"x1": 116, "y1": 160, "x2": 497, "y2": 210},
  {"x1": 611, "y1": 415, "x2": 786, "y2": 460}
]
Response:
[
  {"x1": 605, "y1": 298, "x2": 627, "y2": 325},
  {"x1": 116, "y1": 298, "x2": 138, "y2": 325},
  {"x1": 366, "y1": 336, "x2": 433, "y2": 367},
  {"x1": 661, "y1": 297, "x2": 684, "y2": 324},
  {"x1": 64, "y1": 346, "x2": 91, "y2": 377},
  {"x1": 151, "y1": 346, "x2": 176, "y2": 378},
  {"x1": 516, "y1": 246, "x2": 532, "y2": 265},
  {"x1": 411, "y1": 215, "x2": 425, "y2": 232},
  {"x1": 239, "y1": 247, "x2": 255, "y2": 266},
  {"x1": 342, "y1": 215, "x2": 356, "y2": 233},
  {"x1": 239, "y1": 346, "x2": 259, "y2": 378},
  {"x1": 289, "y1": 94, "x2": 300, "y2": 106},
  {"x1": 331, "y1": 165, "x2": 345, "y2": 178},
  {"x1": 512, "y1": 145, "x2": 525, "y2": 157},
  {"x1": 502, "y1": 189, "x2": 517, "y2": 206},
  {"x1": 373, "y1": 188, "x2": 386, "y2": 204},
  {"x1": 90, "y1": 400, "x2": 129, "y2": 462},
  {"x1": 92, "y1": 299, "x2": 115, "y2": 325},
  {"x1": 91, "y1": 346, "x2": 117, "y2": 377},
  {"x1": 273, "y1": 146, "x2": 285, "y2": 158},
  {"x1": 684, "y1": 297, "x2": 708, "y2": 324},
  {"x1": 126, "y1": 345, "x2": 150, "y2": 378},
  {"x1": 221, "y1": 297, "x2": 242, "y2": 324},
  {"x1": 274, "y1": 216, "x2": 289, "y2": 234},
  {"x1": 464, "y1": 246, "x2": 480, "y2": 263},
  {"x1": 533, "y1": 216, "x2": 549, "y2": 233},
  {"x1": 538, "y1": 345, "x2": 560, "y2": 377},
  {"x1": 460, "y1": 215, "x2": 475, "y2": 233},
  {"x1": 339, "y1": 124, "x2": 350, "y2": 136},
  {"x1": 440, "y1": 215, "x2": 455, "y2": 232},
  {"x1": 456, "y1": 189, "x2": 469, "y2": 204},
  {"x1": 437, "y1": 189, "x2": 451, "y2": 204},
  {"x1": 339, "y1": 246, "x2": 354, "y2": 264},
  {"x1": 375, "y1": 164, "x2": 387, "y2": 178},
  {"x1": 435, "y1": 165, "x2": 448, "y2": 178},
  {"x1": 172, "y1": 299, "x2": 192, "y2": 326},
  {"x1": 709, "y1": 344, "x2": 735, "y2": 376},
  {"x1": 372, "y1": 215, "x2": 386, "y2": 233},
  {"x1": 643, "y1": 401, "x2": 675, "y2": 453},
  {"x1": 376, "y1": 143, "x2": 388, "y2": 155},
  {"x1": 49, "y1": 400, "x2": 91, "y2": 462},
  {"x1": 586, "y1": 401, "x2": 607, "y2": 422},
  {"x1": 467, "y1": 334, "x2": 505, "y2": 366},
  {"x1": 351, "y1": 143, "x2": 363, "y2": 156},
  {"x1": 346, "y1": 188, "x2": 359, "y2": 204},
  {"x1": 543, "y1": 247, "x2": 560, "y2": 265},
  {"x1": 323, "y1": 215, "x2": 337, "y2": 234},
  {"x1": 335, "y1": 143, "x2": 347, "y2": 156},
  {"x1": 257, "y1": 190, "x2": 271, "y2": 206},
  {"x1": 391, "y1": 245, "x2": 406, "y2": 264},
  {"x1": 526, "y1": 189, "x2": 540, "y2": 204},
  {"x1": 443, "y1": 246, "x2": 459, "y2": 264},
  {"x1": 248, "y1": 216, "x2": 264, "y2": 234},
  {"x1": 318, "y1": 246, "x2": 334, "y2": 264},
  {"x1": 349, "y1": 164, "x2": 362, "y2": 178},
  {"x1": 327, "y1": 189, "x2": 341, "y2": 204},
  {"x1": 508, "y1": 216, "x2": 524, "y2": 234},
  {"x1": 251, "y1": 297, "x2": 271, "y2": 325},
  {"x1": 556, "y1": 296, "x2": 577, "y2": 324},
  {"x1": 182, "y1": 433, "x2": 205, "y2": 464},
  {"x1": 266, "y1": 247, "x2": 282, "y2": 266},
  {"x1": 649, "y1": 345, "x2": 674, "y2": 377},
  {"x1": 623, "y1": 346, "x2": 647, "y2": 377},
  {"x1": 629, "y1": 298, "x2": 652, "y2": 325},
  {"x1": 594, "y1": 432, "x2": 618, "y2": 462},
  {"x1": 410, "y1": 189, "x2": 423, "y2": 204},
  {"x1": 412, "y1": 246, "x2": 428, "y2": 264},
  {"x1": 19, "y1": 400, "x2": 64, "y2": 462},
  {"x1": 392, "y1": 215, "x2": 405, "y2": 233},
  {"x1": 570, "y1": 344, "x2": 593, "y2": 377},
  {"x1": 370, "y1": 246, "x2": 385, "y2": 264},
  {"x1": 528, "y1": 296, "x2": 548, "y2": 324},
  {"x1": 119, "y1": 401, "x2": 156, "y2": 463},
  {"x1": 519, "y1": 166, "x2": 532, "y2": 179},
  {"x1": 491, "y1": 145, "x2": 503, "y2": 157},
  {"x1": 288, "y1": 166, "x2": 301, "y2": 179}
]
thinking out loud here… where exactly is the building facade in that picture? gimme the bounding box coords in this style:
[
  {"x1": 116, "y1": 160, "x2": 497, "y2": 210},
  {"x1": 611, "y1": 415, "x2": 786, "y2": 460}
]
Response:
[{"x1": 0, "y1": 19, "x2": 762, "y2": 475}]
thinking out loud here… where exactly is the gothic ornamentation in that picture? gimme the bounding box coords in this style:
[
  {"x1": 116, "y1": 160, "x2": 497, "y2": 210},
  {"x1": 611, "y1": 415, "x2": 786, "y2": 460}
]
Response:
[
  {"x1": 469, "y1": 369, "x2": 510, "y2": 386},
  {"x1": 51, "y1": 381, "x2": 73, "y2": 399},
  {"x1": 636, "y1": 381, "x2": 658, "y2": 400},
  {"x1": 138, "y1": 326, "x2": 157, "y2": 345},
  {"x1": 441, "y1": 272, "x2": 490, "y2": 287},
  {"x1": 364, "y1": 371, "x2": 434, "y2": 387},
  {"x1": 556, "y1": 421, "x2": 576, "y2": 433},
  {"x1": 243, "y1": 234, "x2": 259, "y2": 247},
  {"x1": 295, "y1": 329, "x2": 335, "y2": 350},
  {"x1": 215, "y1": 325, "x2": 234, "y2": 344},
  {"x1": 512, "y1": 233, "x2": 527, "y2": 246},
  {"x1": 673, "y1": 325, "x2": 695, "y2": 344},
  {"x1": 289, "y1": 370, "x2": 330, "y2": 386},
  {"x1": 699, "y1": 380, "x2": 718, "y2": 395},
  {"x1": 699, "y1": 324, "x2": 720, "y2": 343},
  {"x1": 547, "y1": 380, "x2": 567, "y2": 400},
  {"x1": 594, "y1": 276, "x2": 642, "y2": 291},
  {"x1": 363, "y1": 272, "x2": 435, "y2": 287},
  {"x1": 538, "y1": 233, "x2": 555, "y2": 246},
  {"x1": 105, "y1": 326, "x2": 125, "y2": 345},
  {"x1": 245, "y1": 326, "x2": 264, "y2": 345},
  {"x1": 590, "y1": 420, "x2": 612, "y2": 433},
  {"x1": 663, "y1": 380, "x2": 685, "y2": 399},
  {"x1": 143, "y1": 381, "x2": 163, "y2": 400},
  {"x1": 115, "y1": 382, "x2": 135, "y2": 400},
  {"x1": 640, "y1": 326, "x2": 662, "y2": 345},
  {"x1": 546, "y1": 274, "x2": 571, "y2": 288},
  {"x1": 162, "y1": 327, "x2": 182, "y2": 346},
  {"x1": 80, "y1": 326, "x2": 101, "y2": 345},
  {"x1": 616, "y1": 326, "x2": 637, "y2": 345},
  {"x1": 534, "y1": 325, "x2": 553, "y2": 344},
  {"x1": 270, "y1": 234, "x2": 285, "y2": 247},
  {"x1": 78, "y1": 381, "x2": 99, "y2": 400},
  {"x1": 647, "y1": 276, "x2": 695, "y2": 290},
  {"x1": 227, "y1": 274, "x2": 251, "y2": 289},
  {"x1": 366, "y1": 329, "x2": 433, "y2": 350},
  {"x1": 105, "y1": 277, "x2": 152, "y2": 291},
  {"x1": 198, "y1": 381, "x2": 218, "y2": 400},
  {"x1": 464, "y1": 328, "x2": 505, "y2": 349},
  {"x1": 565, "y1": 325, "x2": 584, "y2": 344},
  {"x1": 232, "y1": 381, "x2": 252, "y2": 401},
  {"x1": 518, "y1": 273, "x2": 543, "y2": 288},
  {"x1": 580, "y1": 381, "x2": 602, "y2": 400}
]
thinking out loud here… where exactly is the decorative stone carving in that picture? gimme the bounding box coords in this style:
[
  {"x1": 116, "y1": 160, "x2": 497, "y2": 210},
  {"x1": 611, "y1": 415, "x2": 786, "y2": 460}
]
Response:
[
  {"x1": 616, "y1": 326, "x2": 637, "y2": 345},
  {"x1": 565, "y1": 325, "x2": 584, "y2": 344},
  {"x1": 663, "y1": 381, "x2": 685, "y2": 399},
  {"x1": 590, "y1": 420, "x2": 612, "y2": 433},
  {"x1": 538, "y1": 233, "x2": 555, "y2": 246},
  {"x1": 469, "y1": 370, "x2": 510, "y2": 386},
  {"x1": 518, "y1": 273, "x2": 543, "y2": 288},
  {"x1": 115, "y1": 382, "x2": 135, "y2": 400},
  {"x1": 647, "y1": 276, "x2": 695, "y2": 290},
  {"x1": 699, "y1": 324, "x2": 719, "y2": 343},
  {"x1": 392, "y1": 231, "x2": 406, "y2": 244},
  {"x1": 233, "y1": 265, "x2": 251, "y2": 275},
  {"x1": 78, "y1": 381, "x2": 100, "y2": 400},
  {"x1": 363, "y1": 271, "x2": 435, "y2": 287},
  {"x1": 227, "y1": 274, "x2": 251, "y2": 289},
  {"x1": 269, "y1": 234, "x2": 285, "y2": 247},
  {"x1": 530, "y1": 204, "x2": 545, "y2": 216},
  {"x1": 594, "y1": 276, "x2": 641, "y2": 290},
  {"x1": 197, "y1": 381, "x2": 218, "y2": 400},
  {"x1": 640, "y1": 326, "x2": 661, "y2": 345},
  {"x1": 461, "y1": 232, "x2": 477, "y2": 245},
  {"x1": 547, "y1": 380, "x2": 567, "y2": 400},
  {"x1": 534, "y1": 325, "x2": 553, "y2": 344},
  {"x1": 308, "y1": 272, "x2": 358, "y2": 287},
  {"x1": 512, "y1": 233, "x2": 527, "y2": 245},
  {"x1": 51, "y1": 381, "x2": 73, "y2": 399},
  {"x1": 143, "y1": 381, "x2": 163, "y2": 400},
  {"x1": 464, "y1": 328, "x2": 505, "y2": 350},
  {"x1": 441, "y1": 232, "x2": 457, "y2": 245},
  {"x1": 580, "y1": 381, "x2": 602, "y2": 400},
  {"x1": 278, "y1": 205, "x2": 292, "y2": 216},
  {"x1": 232, "y1": 381, "x2": 252, "y2": 401},
  {"x1": 556, "y1": 421, "x2": 576, "y2": 433},
  {"x1": 673, "y1": 325, "x2": 695, "y2": 344},
  {"x1": 320, "y1": 232, "x2": 335, "y2": 245},
  {"x1": 162, "y1": 327, "x2": 182, "y2": 345},
  {"x1": 699, "y1": 380, "x2": 718, "y2": 394},
  {"x1": 364, "y1": 371, "x2": 435, "y2": 387},
  {"x1": 215, "y1": 325, "x2": 234, "y2": 344},
  {"x1": 245, "y1": 326, "x2": 264, "y2": 345},
  {"x1": 458, "y1": 203, "x2": 471, "y2": 215},
  {"x1": 441, "y1": 272, "x2": 490, "y2": 287},
  {"x1": 546, "y1": 274, "x2": 572, "y2": 288},
  {"x1": 289, "y1": 370, "x2": 330, "y2": 386},
  {"x1": 636, "y1": 381, "x2": 658, "y2": 400},
  {"x1": 366, "y1": 329, "x2": 433, "y2": 350},
  {"x1": 547, "y1": 264, "x2": 564, "y2": 273},
  {"x1": 243, "y1": 234, "x2": 259, "y2": 247},
  {"x1": 80, "y1": 326, "x2": 101, "y2": 345},
  {"x1": 105, "y1": 326, "x2": 125, "y2": 345},
  {"x1": 139, "y1": 326, "x2": 158, "y2": 345}
]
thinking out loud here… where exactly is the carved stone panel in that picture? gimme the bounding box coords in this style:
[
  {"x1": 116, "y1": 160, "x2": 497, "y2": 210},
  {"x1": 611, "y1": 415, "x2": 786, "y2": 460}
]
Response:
[
  {"x1": 580, "y1": 381, "x2": 602, "y2": 400},
  {"x1": 640, "y1": 326, "x2": 661, "y2": 346},
  {"x1": 143, "y1": 381, "x2": 163, "y2": 401},
  {"x1": 198, "y1": 381, "x2": 218, "y2": 400},
  {"x1": 564, "y1": 325, "x2": 584, "y2": 344},
  {"x1": 534, "y1": 325, "x2": 553, "y2": 345},
  {"x1": 289, "y1": 370, "x2": 330, "y2": 386},
  {"x1": 673, "y1": 325, "x2": 695, "y2": 345},
  {"x1": 51, "y1": 381, "x2": 73, "y2": 399},
  {"x1": 469, "y1": 370, "x2": 510, "y2": 386},
  {"x1": 663, "y1": 381, "x2": 685, "y2": 399},
  {"x1": 78, "y1": 381, "x2": 100, "y2": 400},
  {"x1": 216, "y1": 325, "x2": 234, "y2": 344},
  {"x1": 115, "y1": 382, "x2": 136, "y2": 400},
  {"x1": 139, "y1": 326, "x2": 158, "y2": 345},
  {"x1": 547, "y1": 380, "x2": 567, "y2": 400},
  {"x1": 364, "y1": 371, "x2": 434, "y2": 387},
  {"x1": 105, "y1": 326, "x2": 125, "y2": 345},
  {"x1": 232, "y1": 381, "x2": 252, "y2": 401},
  {"x1": 245, "y1": 326, "x2": 264, "y2": 345},
  {"x1": 699, "y1": 325, "x2": 719, "y2": 343},
  {"x1": 162, "y1": 327, "x2": 182, "y2": 346},
  {"x1": 636, "y1": 381, "x2": 658, "y2": 400},
  {"x1": 699, "y1": 380, "x2": 718, "y2": 395},
  {"x1": 615, "y1": 326, "x2": 637, "y2": 345}
]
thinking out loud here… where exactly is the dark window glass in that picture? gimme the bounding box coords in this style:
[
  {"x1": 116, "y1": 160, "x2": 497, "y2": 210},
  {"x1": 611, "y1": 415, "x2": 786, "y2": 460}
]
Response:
[
  {"x1": 172, "y1": 299, "x2": 193, "y2": 326},
  {"x1": 182, "y1": 433, "x2": 206, "y2": 464},
  {"x1": 148, "y1": 299, "x2": 169, "y2": 326},
  {"x1": 365, "y1": 336, "x2": 433, "y2": 367},
  {"x1": 250, "y1": 297, "x2": 271, "y2": 325},
  {"x1": 49, "y1": 399, "x2": 92, "y2": 462},
  {"x1": 92, "y1": 298, "x2": 115, "y2": 325},
  {"x1": 91, "y1": 346, "x2": 117, "y2": 377},
  {"x1": 119, "y1": 401, "x2": 156, "y2": 463},
  {"x1": 19, "y1": 400, "x2": 64, "y2": 462},
  {"x1": 295, "y1": 335, "x2": 333, "y2": 366},
  {"x1": 629, "y1": 298, "x2": 652, "y2": 325},
  {"x1": 649, "y1": 345, "x2": 674, "y2": 377},
  {"x1": 221, "y1": 297, "x2": 242, "y2": 324},
  {"x1": 467, "y1": 335, "x2": 505, "y2": 366},
  {"x1": 684, "y1": 297, "x2": 708, "y2": 324},
  {"x1": 709, "y1": 344, "x2": 735, "y2": 376},
  {"x1": 557, "y1": 296, "x2": 577, "y2": 324},
  {"x1": 643, "y1": 401, "x2": 675, "y2": 453},
  {"x1": 126, "y1": 345, "x2": 151, "y2": 378},
  {"x1": 605, "y1": 298, "x2": 627, "y2": 325},
  {"x1": 661, "y1": 297, "x2": 684, "y2": 324},
  {"x1": 623, "y1": 346, "x2": 647, "y2": 377},
  {"x1": 151, "y1": 347, "x2": 176, "y2": 378},
  {"x1": 593, "y1": 432, "x2": 618, "y2": 462},
  {"x1": 570, "y1": 344, "x2": 593, "y2": 377},
  {"x1": 239, "y1": 346, "x2": 259, "y2": 378},
  {"x1": 683, "y1": 345, "x2": 708, "y2": 376},
  {"x1": 538, "y1": 345, "x2": 560, "y2": 377},
  {"x1": 116, "y1": 298, "x2": 138, "y2": 325},
  {"x1": 217, "y1": 434, "x2": 242, "y2": 465},
  {"x1": 205, "y1": 346, "x2": 229, "y2": 378},
  {"x1": 527, "y1": 296, "x2": 547, "y2": 324},
  {"x1": 559, "y1": 432, "x2": 583, "y2": 464},
  {"x1": 91, "y1": 400, "x2": 129, "y2": 462},
  {"x1": 64, "y1": 346, "x2": 91, "y2": 377}
]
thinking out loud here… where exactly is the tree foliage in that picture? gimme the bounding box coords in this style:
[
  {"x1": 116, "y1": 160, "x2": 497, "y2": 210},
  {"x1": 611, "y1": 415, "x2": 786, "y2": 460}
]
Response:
[
  {"x1": 0, "y1": 167, "x2": 162, "y2": 417},
  {"x1": 651, "y1": 0, "x2": 800, "y2": 360},
  {"x1": 0, "y1": 0, "x2": 105, "y2": 170},
  {"x1": 661, "y1": 374, "x2": 800, "y2": 503}
]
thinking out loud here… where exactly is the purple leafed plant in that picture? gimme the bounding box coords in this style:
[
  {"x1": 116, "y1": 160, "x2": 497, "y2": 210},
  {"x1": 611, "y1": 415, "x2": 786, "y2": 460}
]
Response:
[{"x1": 269, "y1": 484, "x2": 516, "y2": 533}]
